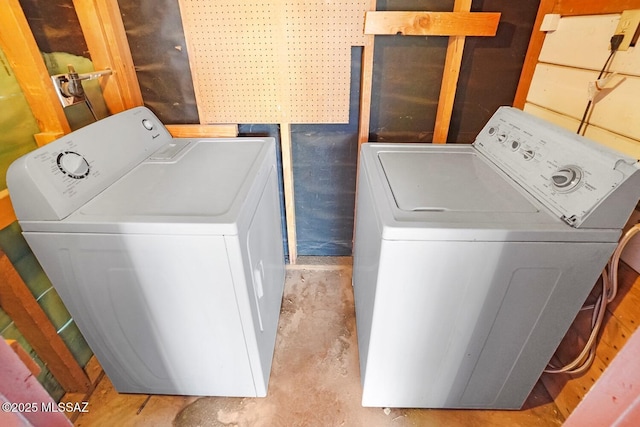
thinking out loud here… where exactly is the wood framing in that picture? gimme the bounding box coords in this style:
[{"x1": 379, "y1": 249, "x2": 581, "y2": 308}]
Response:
[
  {"x1": 0, "y1": 0, "x2": 70, "y2": 234},
  {"x1": 553, "y1": 0, "x2": 640, "y2": 16},
  {"x1": 72, "y1": 0, "x2": 143, "y2": 113},
  {"x1": 513, "y1": 0, "x2": 556, "y2": 109},
  {"x1": 0, "y1": 251, "x2": 90, "y2": 393},
  {"x1": 357, "y1": 0, "x2": 377, "y2": 146},
  {"x1": 514, "y1": 0, "x2": 640, "y2": 109},
  {"x1": 0, "y1": 0, "x2": 70, "y2": 135},
  {"x1": 0, "y1": 190, "x2": 16, "y2": 232},
  {"x1": 60, "y1": 356, "x2": 104, "y2": 423},
  {"x1": 358, "y1": 4, "x2": 501, "y2": 144},
  {"x1": 433, "y1": 0, "x2": 473, "y2": 143},
  {"x1": 364, "y1": 11, "x2": 500, "y2": 36},
  {"x1": 280, "y1": 123, "x2": 297, "y2": 264},
  {"x1": 166, "y1": 124, "x2": 239, "y2": 138}
]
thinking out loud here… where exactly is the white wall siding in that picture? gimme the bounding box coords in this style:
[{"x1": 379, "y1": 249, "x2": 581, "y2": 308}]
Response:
[{"x1": 526, "y1": 13, "x2": 640, "y2": 158}]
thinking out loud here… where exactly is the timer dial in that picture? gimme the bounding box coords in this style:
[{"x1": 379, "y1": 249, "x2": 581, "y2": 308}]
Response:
[
  {"x1": 551, "y1": 166, "x2": 582, "y2": 193},
  {"x1": 57, "y1": 151, "x2": 90, "y2": 179}
]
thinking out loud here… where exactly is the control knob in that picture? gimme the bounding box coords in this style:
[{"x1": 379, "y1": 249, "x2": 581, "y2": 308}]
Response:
[
  {"x1": 551, "y1": 166, "x2": 582, "y2": 192},
  {"x1": 57, "y1": 151, "x2": 90, "y2": 179}
]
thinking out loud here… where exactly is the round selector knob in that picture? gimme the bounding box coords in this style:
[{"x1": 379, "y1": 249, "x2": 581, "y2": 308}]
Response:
[
  {"x1": 57, "y1": 151, "x2": 90, "y2": 179},
  {"x1": 551, "y1": 165, "x2": 582, "y2": 192},
  {"x1": 142, "y1": 119, "x2": 154, "y2": 131}
]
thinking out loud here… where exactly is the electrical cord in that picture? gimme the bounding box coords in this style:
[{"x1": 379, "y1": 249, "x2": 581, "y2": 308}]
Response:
[
  {"x1": 546, "y1": 33, "x2": 628, "y2": 375},
  {"x1": 545, "y1": 223, "x2": 640, "y2": 375},
  {"x1": 576, "y1": 34, "x2": 624, "y2": 135}
]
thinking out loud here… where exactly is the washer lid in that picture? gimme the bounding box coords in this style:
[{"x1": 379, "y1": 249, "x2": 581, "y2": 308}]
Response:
[
  {"x1": 360, "y1": 143, "x2": 621, "y2": 242},
  {"x1": 379, "y1": 151, "x2": 537, "y2": 213}
]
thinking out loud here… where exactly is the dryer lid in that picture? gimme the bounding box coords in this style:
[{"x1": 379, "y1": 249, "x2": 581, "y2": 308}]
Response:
[
  {"x1": 378, "y1": 151, "x2": 538, "y2": 214},
  {"x1": 67, "y1": 138, "x2": 270, "y2": 231}
]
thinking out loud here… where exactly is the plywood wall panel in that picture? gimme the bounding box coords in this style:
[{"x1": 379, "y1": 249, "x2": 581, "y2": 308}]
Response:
[
  {"x1": 539, "y1": 14, "x2": 640, "y2": 76},
  {"x1": 527, "y1": 64, "x2": 640, "y2": 141},
  {"x1": 178, "y1": 0, "x2": 369, "y2": 124},
  {"x1": 524, "y1": 103, "x2": 640, "y2": 159},
  {"x1": 539, "y1": 15, "x2": 618, "y2": 71}
]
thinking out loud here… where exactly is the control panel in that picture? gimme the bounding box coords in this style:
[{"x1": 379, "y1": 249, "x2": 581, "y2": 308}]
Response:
[
  {"x1": 7, "y1": 107, "x2": 172, "y2": 221},
  {"x1": 474, "y1": 107, "x2": 640, "y2": 228}
]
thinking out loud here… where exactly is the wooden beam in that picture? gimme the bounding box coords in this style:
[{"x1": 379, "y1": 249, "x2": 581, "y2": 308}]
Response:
[
  {"x1": 513, "y1": 0, "x2": 555, "y2": 109},
  {"x1": 0, "y1": 190, "x2": 16, "y2": 231},
  {"x1": 166, "y1": 124, "x2": 238, "y2": 138},
  {"x1": 33, "y1": 131, "x2": 64, "y2": 147},
  {"x1": 73, "y1": 0, "x2": 143, "y2": 113},
  {"x1": 358, "y1": 1, "x2": 377, "y2": 146},
  {"x1": 280, "y1": 123, "x2": 297, "y2": 264},
  {"x1": 554, "y1": 0, "x2": 640, "y2": 16},
  {"x1": 432, "y1": 0, "x2": 478, "y2": 143},
  {"x1": 61, "y1": 356, "x2": 104, "y2": 423},
  {"x1": 0, "y1": 250, "x2": 90, "y2": 393},
  {"x1": 364, "y1": 11, "x2": 500, "y2": 36},
  {"x1": 0, "y1": 0, "x2": 70, "y2": 134}
]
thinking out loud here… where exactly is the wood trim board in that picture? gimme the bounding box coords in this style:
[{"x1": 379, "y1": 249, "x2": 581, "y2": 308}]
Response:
[
  {"x1": 166, "y1": 124, "x2": 239, "y2": 138},
  {"x1": 553, "y1": 0, "x2": 640, "y2": 16},
  {"x1": 0, "y1": 250, "x2": 90, "y2": 393},
  {"x1": 72, "y1": 0, "x2": 144, "y2": 113},
  {"x1": 0, "y1": 0, "x2": 70, "y2": 135},
  {"x1": 364, "y1": 11, "x2": 500, "y2": 36}
]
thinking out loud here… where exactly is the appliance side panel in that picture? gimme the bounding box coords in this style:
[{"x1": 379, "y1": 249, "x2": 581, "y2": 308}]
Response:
[
  {"x1": 226, "y1": 165, "x2": 286, "y2": 397},
  {"x1": 359, "y1": 239, "x2": 616, "y2": 409},
  {"x1": 360, "y1": 240, "x2": 511, "y2": 408},
  {"x1": 460, "y1": 241, "x2": 617, "y2": 408},
  {"x1": 352, "y1": 159, "x2": 383, "y2": 384},
  {"x1": 22, "y1": 232, "x2": 256, "y2": 396}
]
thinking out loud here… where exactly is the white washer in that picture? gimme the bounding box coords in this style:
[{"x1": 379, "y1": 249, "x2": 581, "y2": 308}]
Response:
[
  {"x1": 353, "y1": 107, "x2": 640, "y2": 409},
  {"x1": 7, "y1": 107, "x2": 285, "y2": 397}
]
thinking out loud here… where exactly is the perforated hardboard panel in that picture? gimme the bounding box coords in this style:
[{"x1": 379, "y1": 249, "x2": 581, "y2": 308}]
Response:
[{"x1": 178, "y1": 1, "x2": 369, "y2": 124}]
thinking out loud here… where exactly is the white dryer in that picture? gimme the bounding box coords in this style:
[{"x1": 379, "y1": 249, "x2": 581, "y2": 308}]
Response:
[
  {"x1": 353, "y1": 107, "x2": 640, "y2": 409},
  {"x1": 7, "y1": 107, "x2": 285, "y2": 397}
]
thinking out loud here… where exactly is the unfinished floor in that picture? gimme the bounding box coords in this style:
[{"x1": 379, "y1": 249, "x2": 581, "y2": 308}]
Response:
[{"x1": 74, "y1": 260, "x2": 564, "y2": 426}]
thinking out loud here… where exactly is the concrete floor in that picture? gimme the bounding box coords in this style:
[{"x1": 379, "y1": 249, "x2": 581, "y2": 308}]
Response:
[{"x1": 75, "y1": 263, "x2": 564, "y2": 426}]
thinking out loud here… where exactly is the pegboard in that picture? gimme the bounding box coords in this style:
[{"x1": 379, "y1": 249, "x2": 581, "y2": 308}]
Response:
[{"x1": 178, "y1": 1, "x2": 369, "y2": 124}]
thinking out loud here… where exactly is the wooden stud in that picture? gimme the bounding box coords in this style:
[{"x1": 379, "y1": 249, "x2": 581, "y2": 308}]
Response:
[
  {"x1": 280, "y1": 123, "x2": 297, "y2": 264},
  {"x1": 0, "y1": 190, "x2": 16, "y2": 231},
  {"x1": 358, "y1": 19, "x2": 376, "y2": 146},
  {"x1": 354, "y1": 0, "x2": 378, "y2": 252},
  {"x1": 553, "y1": 0, "x2": 640, "y2": 16},
  {"x1": 432, "y1": 0, "x2": 474, "y2": 143},
  {"x1": 364, "y1": 11, "x2": 500, "y2": 36},
  {"x1": 513, "y1": 0, "x2": 555, "y2": 109},
  {"x1": 166, "y1": 124, "x2": 239, "y2": 138},
  {"x1": 33, "y1": 132, "x2": 65, "y2": 147},
  {"x1": 0, "y1": 250, "x2": 90, "y2": 393},
  {"x1": 72, "y1": 0, "x2": 144, "y2": 113},
  {"x1": 60, "y1": 356, "x2": 104, "y2": 423},
  {"x1": 0, "y1": 0, "x2": 70, "y2": 135}
]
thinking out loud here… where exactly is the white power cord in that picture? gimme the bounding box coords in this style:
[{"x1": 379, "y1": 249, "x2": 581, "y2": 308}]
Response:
[{"x1": 545, "y1": 223, "x2": 640, "y2": 375}]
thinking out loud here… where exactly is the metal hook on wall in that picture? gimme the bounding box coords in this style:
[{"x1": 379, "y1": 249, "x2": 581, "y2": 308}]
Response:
[{"x1": 51, "y1": 65, "x2": 112, "y2": 121}]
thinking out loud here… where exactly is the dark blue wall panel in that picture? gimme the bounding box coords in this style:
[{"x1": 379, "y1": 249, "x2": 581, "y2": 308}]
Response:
[{"x1": 291, "y1": 48, "x2": 361, "y2": 256}]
